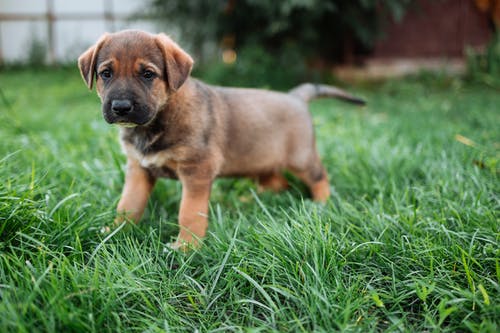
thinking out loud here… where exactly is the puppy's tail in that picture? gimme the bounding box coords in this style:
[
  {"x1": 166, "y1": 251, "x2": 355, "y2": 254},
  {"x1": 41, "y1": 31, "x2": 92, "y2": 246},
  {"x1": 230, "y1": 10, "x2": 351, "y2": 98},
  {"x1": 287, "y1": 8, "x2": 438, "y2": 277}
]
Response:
[{"x1": 289, "y1": 83, "x2": 365, "y2": 105}]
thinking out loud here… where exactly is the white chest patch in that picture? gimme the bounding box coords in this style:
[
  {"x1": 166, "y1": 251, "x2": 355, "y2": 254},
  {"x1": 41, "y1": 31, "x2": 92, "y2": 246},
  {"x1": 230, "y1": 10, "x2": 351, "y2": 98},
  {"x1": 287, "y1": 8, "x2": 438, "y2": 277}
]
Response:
[
  {"x1": 121, "y1": 141, "x2": 175, "y2": 170},
  {"x1": 138, "y1": 151, "x2": 171, "y2": 169}
]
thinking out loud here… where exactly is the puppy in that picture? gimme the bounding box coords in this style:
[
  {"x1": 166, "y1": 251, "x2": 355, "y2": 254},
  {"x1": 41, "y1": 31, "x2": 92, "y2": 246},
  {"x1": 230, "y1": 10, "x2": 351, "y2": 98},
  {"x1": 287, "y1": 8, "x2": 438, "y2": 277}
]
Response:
[{"x1": 78, "y1": 30, "x2": 365, "y2": 249}]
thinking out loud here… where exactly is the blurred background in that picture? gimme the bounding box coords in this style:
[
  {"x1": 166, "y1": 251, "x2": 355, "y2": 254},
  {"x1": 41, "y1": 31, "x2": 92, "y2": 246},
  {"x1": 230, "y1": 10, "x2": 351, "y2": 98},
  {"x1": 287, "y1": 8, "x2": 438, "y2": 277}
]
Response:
[{"x1": 0, "y1": 0, "x2": 499, "y2": 87}]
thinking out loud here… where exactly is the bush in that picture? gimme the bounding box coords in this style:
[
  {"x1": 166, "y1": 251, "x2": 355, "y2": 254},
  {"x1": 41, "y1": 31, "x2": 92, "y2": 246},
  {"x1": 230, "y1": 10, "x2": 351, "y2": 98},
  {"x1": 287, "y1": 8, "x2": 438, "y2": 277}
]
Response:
[
  {"x1": 148, "y1": 0, "x2": 414, "y2": 64},
  {"x1": 193, "y1": 42, "x2": 325, "y2": 89},
  {"x1": 466, "y1": 31, "x2": 500, "y2": 87}
]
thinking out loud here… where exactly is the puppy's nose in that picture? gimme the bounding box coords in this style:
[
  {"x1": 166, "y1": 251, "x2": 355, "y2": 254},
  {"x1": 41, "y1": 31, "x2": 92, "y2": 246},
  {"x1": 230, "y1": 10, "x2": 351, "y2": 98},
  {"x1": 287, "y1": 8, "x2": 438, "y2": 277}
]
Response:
[{"x1": 111, "y1": 99, "x2": 133, "y2": 116}]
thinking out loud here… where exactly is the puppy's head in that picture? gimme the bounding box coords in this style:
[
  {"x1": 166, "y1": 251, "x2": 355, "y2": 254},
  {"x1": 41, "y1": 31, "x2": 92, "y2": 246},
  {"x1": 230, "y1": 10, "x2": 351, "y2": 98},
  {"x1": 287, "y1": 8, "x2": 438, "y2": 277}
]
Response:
[{"x1": 78, "y1": 30, "x2": 193, "y2": 127}]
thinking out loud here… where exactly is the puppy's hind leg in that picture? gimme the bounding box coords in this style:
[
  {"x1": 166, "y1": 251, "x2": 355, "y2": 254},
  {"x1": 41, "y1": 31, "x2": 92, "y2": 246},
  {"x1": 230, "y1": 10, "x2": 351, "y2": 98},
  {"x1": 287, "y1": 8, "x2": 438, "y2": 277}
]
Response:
[{"x1": 290, "y1": 156, "x2": 331, "y2": 203}]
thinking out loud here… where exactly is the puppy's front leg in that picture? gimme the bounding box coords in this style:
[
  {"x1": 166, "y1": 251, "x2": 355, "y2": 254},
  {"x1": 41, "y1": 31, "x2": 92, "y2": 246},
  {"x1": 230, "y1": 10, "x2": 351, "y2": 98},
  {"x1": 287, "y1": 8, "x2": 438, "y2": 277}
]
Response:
[
  {"x1": 115, "y1": 158, "x2": 156, "y2": 225},
  {"x1": 172, "y1": 165, "x2": 213, "y2": 250}
]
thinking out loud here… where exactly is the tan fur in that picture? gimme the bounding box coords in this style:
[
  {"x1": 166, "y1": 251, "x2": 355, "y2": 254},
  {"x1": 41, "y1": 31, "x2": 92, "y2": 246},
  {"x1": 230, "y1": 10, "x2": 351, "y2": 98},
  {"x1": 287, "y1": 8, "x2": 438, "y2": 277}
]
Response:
[{"x1": 78, "y1": 30, "x2": 364, "y2": 249}]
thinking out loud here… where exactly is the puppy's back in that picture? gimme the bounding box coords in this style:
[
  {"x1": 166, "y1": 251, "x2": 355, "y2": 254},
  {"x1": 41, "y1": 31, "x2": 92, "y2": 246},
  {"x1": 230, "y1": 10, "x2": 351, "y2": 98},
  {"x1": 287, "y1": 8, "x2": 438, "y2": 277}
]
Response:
[{"x1": 212, "y1": 85, "x2": 315, "y2": 176}]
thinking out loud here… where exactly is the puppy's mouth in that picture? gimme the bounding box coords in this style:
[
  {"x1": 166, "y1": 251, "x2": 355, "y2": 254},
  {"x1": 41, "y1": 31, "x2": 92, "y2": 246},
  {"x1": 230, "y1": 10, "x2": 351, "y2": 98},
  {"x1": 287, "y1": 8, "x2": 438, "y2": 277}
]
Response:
[
  {"x1": 115, "y1": 122, "x2": 138, "y2": 128},
  {"x1": 104, "y1": 114, "x2": 153, "y2": 126}
]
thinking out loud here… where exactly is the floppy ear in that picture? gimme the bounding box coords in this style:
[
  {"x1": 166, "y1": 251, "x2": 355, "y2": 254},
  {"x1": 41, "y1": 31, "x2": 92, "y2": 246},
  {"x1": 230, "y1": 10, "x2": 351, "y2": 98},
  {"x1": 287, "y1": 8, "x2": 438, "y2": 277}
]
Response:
[
  {"x1": 154, "y1": 33, "x2": 194, "y2": 91},
  {"x1": 77, "y1": 33, "x2": 109, "y2": 90}
]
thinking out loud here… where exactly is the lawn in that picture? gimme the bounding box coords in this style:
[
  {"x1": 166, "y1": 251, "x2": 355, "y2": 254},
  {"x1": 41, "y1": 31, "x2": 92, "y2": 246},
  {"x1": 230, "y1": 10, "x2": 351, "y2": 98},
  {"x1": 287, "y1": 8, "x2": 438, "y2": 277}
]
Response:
[{"x1": 0, "y1": 67, "x2": 498, "y2": 332}]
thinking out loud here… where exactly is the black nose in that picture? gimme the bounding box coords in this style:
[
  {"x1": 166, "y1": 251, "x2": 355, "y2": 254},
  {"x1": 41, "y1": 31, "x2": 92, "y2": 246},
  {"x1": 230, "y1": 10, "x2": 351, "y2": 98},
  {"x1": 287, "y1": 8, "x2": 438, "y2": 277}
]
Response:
[{"x1": 111, "y1": 99, "x2": 133, "y2": 116}]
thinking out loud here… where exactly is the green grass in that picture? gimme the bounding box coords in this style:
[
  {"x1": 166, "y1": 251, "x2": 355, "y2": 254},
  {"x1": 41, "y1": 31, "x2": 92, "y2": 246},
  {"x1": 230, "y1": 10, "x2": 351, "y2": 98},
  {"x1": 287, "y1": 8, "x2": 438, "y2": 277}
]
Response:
[{"x1": 0, "y1": 67, "x2": 498, "y2": 332}]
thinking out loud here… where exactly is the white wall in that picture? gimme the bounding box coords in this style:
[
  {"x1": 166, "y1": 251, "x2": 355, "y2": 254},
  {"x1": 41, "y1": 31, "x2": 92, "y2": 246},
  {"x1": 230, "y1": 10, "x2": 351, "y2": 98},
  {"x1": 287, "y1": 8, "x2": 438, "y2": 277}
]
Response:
[{"x1": 0, "y1": 0, "x2": 160, "y2": 64}]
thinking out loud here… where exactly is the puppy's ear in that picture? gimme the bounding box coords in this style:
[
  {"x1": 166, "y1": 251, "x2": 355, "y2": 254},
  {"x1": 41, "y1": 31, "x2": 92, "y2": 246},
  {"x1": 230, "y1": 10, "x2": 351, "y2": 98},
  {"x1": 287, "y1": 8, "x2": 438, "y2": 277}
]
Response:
[
  {"x1": 155, "y1": 33, "x2": 193, "y2": 91},
  {"x1": 77, "y1": 33, "x2": 109, "y2": 90}
]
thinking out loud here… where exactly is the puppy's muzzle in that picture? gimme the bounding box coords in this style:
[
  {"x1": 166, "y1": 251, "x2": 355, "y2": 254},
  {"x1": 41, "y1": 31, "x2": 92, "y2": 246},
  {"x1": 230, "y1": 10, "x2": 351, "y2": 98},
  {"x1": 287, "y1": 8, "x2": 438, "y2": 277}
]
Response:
[
  {"x1": 103, "y1": 98, "x2": 154, "y2": 126},
  {"x1": 111, "y1": 99, "x2": 133, "y2": 116}
]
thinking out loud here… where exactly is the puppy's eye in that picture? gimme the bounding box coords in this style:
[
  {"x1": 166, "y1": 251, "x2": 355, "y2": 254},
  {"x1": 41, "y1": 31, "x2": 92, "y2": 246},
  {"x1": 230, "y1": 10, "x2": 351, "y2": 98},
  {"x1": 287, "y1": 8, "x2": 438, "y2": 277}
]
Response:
[
  {"x1": 99, "y1": 69, "x2": 112, "y2": 80},
  {"x1": 142, "y1": 70, "x2": 156, "y2": 80}
]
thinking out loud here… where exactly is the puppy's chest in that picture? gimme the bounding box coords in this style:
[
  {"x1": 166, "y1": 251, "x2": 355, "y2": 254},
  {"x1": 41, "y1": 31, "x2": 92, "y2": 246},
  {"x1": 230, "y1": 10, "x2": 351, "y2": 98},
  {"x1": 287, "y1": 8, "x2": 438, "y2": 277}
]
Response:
[{"x1": 121, "y1": 132, "x2": 180, "y2": 178}]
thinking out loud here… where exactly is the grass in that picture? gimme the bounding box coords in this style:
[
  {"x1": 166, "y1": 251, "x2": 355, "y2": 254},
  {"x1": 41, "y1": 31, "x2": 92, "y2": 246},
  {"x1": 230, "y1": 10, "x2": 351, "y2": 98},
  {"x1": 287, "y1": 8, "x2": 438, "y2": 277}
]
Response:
[{"x1": 0, "y1": 67, "x2": 498, "y2": 332}]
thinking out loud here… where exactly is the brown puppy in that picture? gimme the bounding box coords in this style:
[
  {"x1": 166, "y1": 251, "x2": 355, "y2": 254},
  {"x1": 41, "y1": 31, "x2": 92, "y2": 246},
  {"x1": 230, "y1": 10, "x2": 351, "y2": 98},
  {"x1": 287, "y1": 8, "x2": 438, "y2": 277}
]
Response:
[{"x1": 78, "y1": 30, "x2": 364, "y2": 249}]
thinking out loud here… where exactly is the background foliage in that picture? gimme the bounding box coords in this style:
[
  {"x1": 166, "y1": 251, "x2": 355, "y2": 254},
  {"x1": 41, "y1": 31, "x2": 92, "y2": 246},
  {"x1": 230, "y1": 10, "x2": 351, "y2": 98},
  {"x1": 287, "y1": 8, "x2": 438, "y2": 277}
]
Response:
[
  {"x1": 147, "y1": 0, "x2": 415, "y2": 88},
  {"x1": 466, "y1": 31, "x2": 500, "y2": 87},
  {"x1": 148, "y1": 0, "x2": 414, "y2": 63}
]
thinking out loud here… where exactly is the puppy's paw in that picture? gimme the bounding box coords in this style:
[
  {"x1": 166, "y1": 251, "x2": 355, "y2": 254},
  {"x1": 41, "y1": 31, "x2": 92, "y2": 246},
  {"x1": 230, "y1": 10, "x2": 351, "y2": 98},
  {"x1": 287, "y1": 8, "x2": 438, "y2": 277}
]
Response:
[
  {"x1": 100, "y1": 226, "x2": 111, "y2": 234},
  {"x1": 166, "y1": 238, "x2": 200, "y2": 252},
  {"x1": 166, "y1": 241, "x2": 183, "y2": 251},
  {"x1": 311, "y1": 179, "x2": 331, "y2": 203}
]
